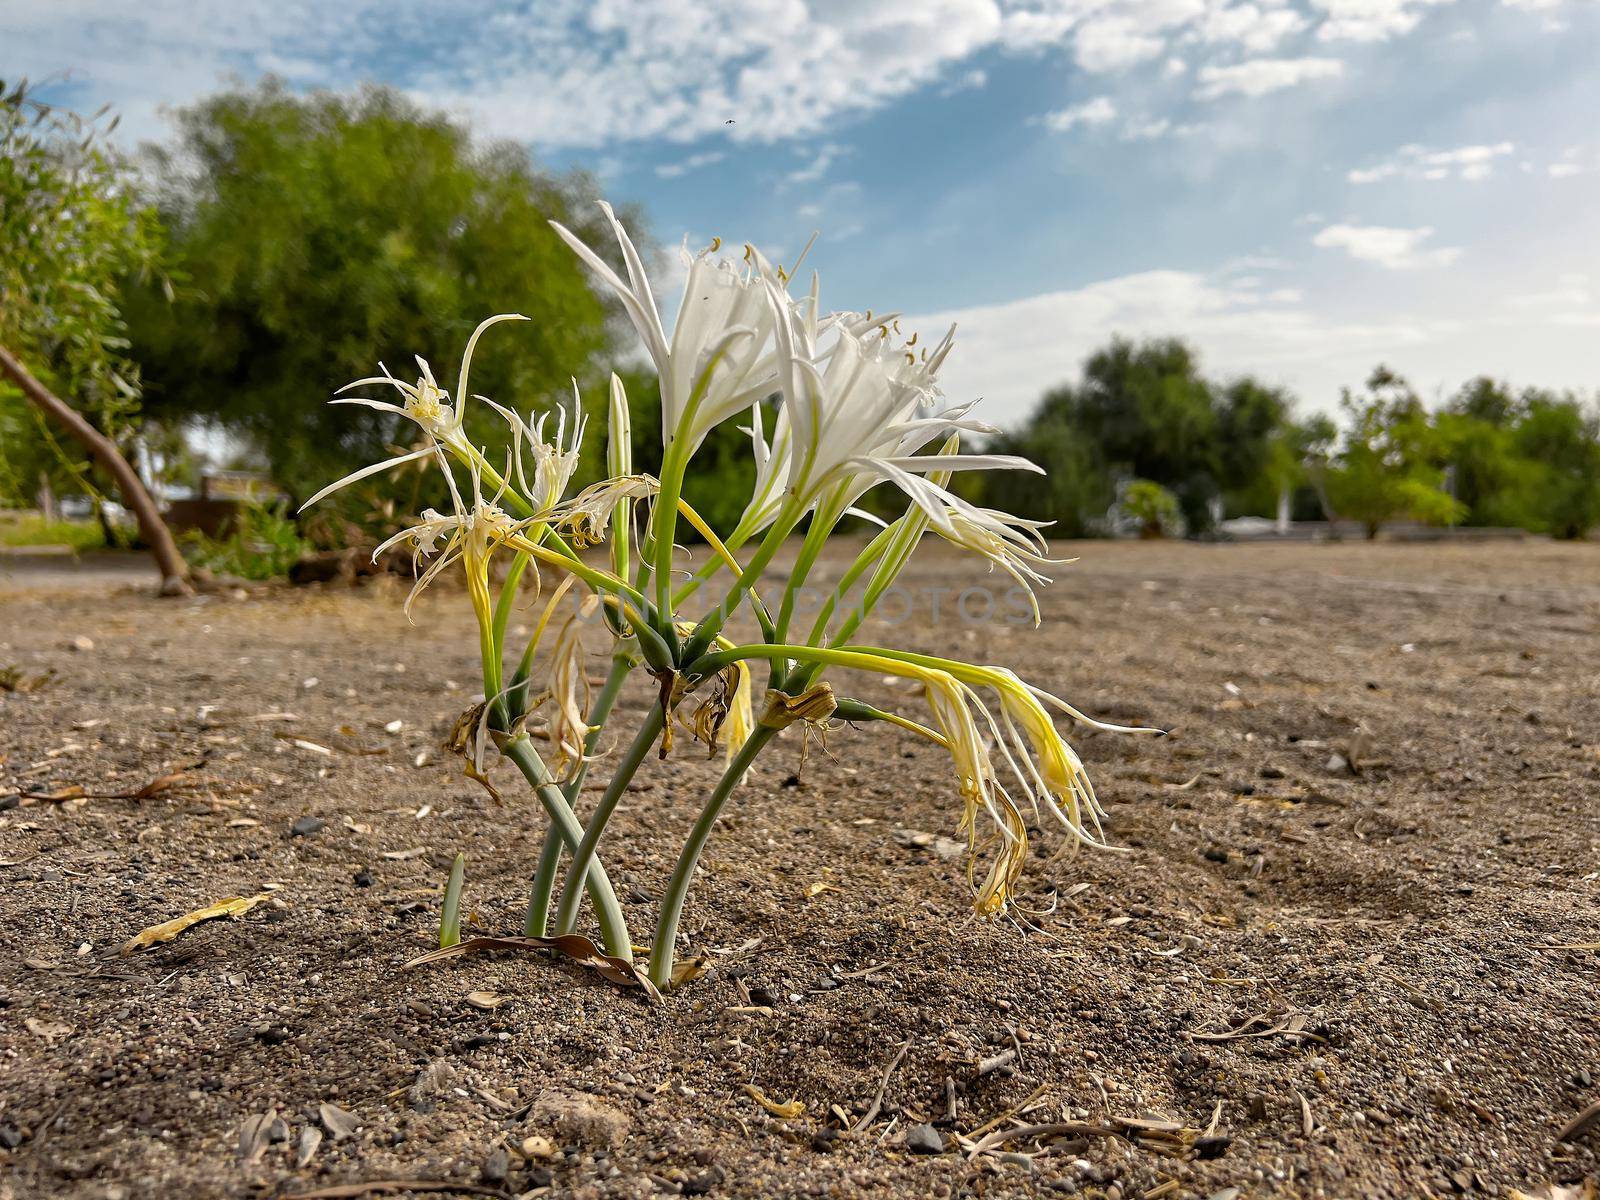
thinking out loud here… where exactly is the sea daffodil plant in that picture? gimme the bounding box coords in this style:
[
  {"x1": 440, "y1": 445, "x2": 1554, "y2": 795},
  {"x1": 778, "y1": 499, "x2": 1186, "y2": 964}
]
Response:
[{"x1": 306, "y1": 203, "x2": 1153, "y2": 990}]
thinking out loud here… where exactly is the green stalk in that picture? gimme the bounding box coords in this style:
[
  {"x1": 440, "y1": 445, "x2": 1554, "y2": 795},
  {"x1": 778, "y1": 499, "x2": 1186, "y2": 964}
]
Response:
[
  {"x1": 524, "y1": 652, "x2": 633, "y2": 937},
  {"x1": 647, "y1": 350, "x2": 729, "y2": 619},
  {"x1": 439, "y1": 852, "x2": 466, "y2": 948},
  {"x1": 802, "y1": 522, "x2": 899, "y2": 648},
  {"x1": 489, "y1": 552, "x2": 530, "y2": 725},
  {"x1": 680, "y1": 497, "x2": 805, "y2": 664},
  {"x1": 652, "y1": 443, "x2": 688, "y2": 620},
  {"x1": 553, "y1": 703, "x2": 667, "y2": 935},
  {"x1": 501, "y1": 736, "x2": 633, "y2": 959},
  {"x1": 649, "y1": 726, "x2": 779, "y2": 988},
  {"x1": 607, "y1": 374, "x2": 634, "y2": 585},
  {"x1": 773, "y1": 499, "x2": 839, "y2": 645}
]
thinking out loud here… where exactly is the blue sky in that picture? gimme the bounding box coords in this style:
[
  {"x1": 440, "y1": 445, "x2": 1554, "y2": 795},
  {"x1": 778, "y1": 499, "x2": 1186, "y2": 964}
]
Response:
[{"x1": 5, "y1": 0, "x2": 1597, "y2": 427}]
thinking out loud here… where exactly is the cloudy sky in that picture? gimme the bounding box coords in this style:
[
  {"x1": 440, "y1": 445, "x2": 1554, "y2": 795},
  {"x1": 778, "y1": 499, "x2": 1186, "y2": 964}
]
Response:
[{"x1": 5, "y1": 0, "x2": 1597, "y2": 426}]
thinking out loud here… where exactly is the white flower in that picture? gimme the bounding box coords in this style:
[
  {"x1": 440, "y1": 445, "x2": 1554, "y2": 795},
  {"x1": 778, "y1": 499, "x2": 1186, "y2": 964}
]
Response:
[
  {"x1": 556, "y1": 474, "x2": 661, "y2": 548},
  {"x1": 480, "y1": 382, "x2": 586, "y2": 514},
  {"x1": 867, "y1": 466, "x2": 1065, "y2": 624},
  {"x1": 550, "y1": 204, "x2": 792, "y2": 457},
  {"x1": 919, "y1": 669, "x2": 1028, "y2": 916},
  {"x1": 304, "y1": 313, "x2": 527, "y2": 511},
  {"x1": 372, "y1": 494, "x2": 522, "y2": 619},
  {"x1": 754, "y1": 278, "x2": 1041, "y2": 528}
]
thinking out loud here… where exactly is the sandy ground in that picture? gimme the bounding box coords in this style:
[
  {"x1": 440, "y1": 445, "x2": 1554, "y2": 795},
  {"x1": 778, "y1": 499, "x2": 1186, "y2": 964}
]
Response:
[{"x1": 1, "y1": 538, "x2": 1598, "y2": 1200}]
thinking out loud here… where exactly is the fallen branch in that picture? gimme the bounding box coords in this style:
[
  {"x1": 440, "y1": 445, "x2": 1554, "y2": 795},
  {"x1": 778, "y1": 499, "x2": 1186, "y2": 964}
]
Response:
[{"x1": 850, "y1": 1041, "x2": 909, "y2": 1134}]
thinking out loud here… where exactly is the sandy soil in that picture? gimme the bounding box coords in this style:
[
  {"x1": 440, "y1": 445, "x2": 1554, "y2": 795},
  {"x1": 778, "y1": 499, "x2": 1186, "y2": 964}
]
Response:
[{"x1": 2, "y1": 539, "x2": 1598, "y2": 1200}]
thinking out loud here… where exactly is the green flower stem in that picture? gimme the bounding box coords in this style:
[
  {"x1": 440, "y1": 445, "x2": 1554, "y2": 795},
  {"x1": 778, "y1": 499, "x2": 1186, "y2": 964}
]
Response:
[
  {"x1": 649, "y1": 725, "x2": 779, "y2": 988},
  {"x1": 796, "y1": 516, "x2": 930, "y2": 690},
  {"x1": 652, "y1": 444, "x2": 688, "y2": 619},
  {"x1": 501, "y1": 736, "x2": 633, "y2": 959},
  {"x1": 802, "y1": 522, "x2": 899, "y2": 648},
  {"x1": 524, "y1": 652, "x2": 634, "y2": 937},
  {"x1": 646, "y1": 350, "x2": 728, "y2": 619},
  {"x1": 489, "y1": 551, "x2": 530, "y2": 725},
  {"x1": 684, "y1": 643, "x2": 896, "y2": 681},
  {"x1": 553, "y1": 702, "x2": 667, "y2": 935},
  {"x1": 681, "y1": 498, "x2": 805, "y2": 664},
  {"x1": 669, "y1": 513, "x2": 762, "y2": 610},
  {"x1": 773, "y1": 500, "x2": 838, "y2": 645}
]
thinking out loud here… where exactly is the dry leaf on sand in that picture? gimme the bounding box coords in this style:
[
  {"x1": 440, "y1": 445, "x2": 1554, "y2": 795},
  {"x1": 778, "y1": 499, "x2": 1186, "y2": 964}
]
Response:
[{"x1": 121, "y1": 893, "x2": 272, "y2": 955}]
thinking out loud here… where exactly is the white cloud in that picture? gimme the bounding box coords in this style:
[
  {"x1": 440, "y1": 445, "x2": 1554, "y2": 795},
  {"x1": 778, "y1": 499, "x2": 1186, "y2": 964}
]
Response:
[
  {"x1": 998, "y1": 0, "x2": 1211, "y2": 71},
  {"x1": 6, "y1": 0, "x2": 1467, "y2": 154},
  {"x1": 785, "y1": 142, "x2": 848, "y2": 186},
  {"x1": 1195, "y1": 56, "x2": 1346, "y2": 99},
  {"x1": 908, "y1": 268, "x2": 1459, "y2": 423},
  {"x1": 1121, "y1": 115, "x2": 1171, "y2": 139},
  {"x1": 10, "y1": 0, "x2": 1010, "y2": 148},
  {"x1": 940, "y1": 67, "x2": 990, "y2": 95},
  {"x1": 1311, "y1": 0, "x2": 1455, "y2": 42},
  {"x1": 1042, "y1": 95, "x2": 1119, "y2": 132},
  {"x1": 1548, "y1": 162, "x2": 1584, "y2": 178},
  {"x1": 655, "y1": 150, "x2": 725, "y2": 179},
  {"x1": 1348, "y1": 140, "x2": 1516, "y2": 183},
  {"x1": 1508, "y1": 273, "x2": 1591, "y2": 309},
  {"x1": 1072, "y1": 16, "x2": 1169, "y2": 70},
  {"x1": 1312, "y1": 222, "x2": 1461, "y2": 269},
  {"x1": 1120, "y1": 114, "x2": 1206, "y2": 139},
  {"x1": 1199, "y1": 3, "x2": 1309, "y2": 51}
]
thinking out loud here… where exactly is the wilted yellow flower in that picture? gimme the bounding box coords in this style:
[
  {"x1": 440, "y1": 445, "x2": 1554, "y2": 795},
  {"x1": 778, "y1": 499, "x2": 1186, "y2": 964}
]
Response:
[{"x1": 918, "y1": 669, "x2": 1028, "y2": 916}]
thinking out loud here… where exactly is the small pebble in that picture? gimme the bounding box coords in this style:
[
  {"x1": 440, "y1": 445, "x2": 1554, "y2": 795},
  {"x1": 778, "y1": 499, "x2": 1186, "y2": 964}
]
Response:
[
  {"x1": 291, "y1": 816, "x2": 326, "y2": 837},
  {"x1": 481, "y1": 1147, "x2": 510, "y2": 1184},
  {"x1": 904, "y1": 1123, "x2": 944, "y2": 1155},
  {"x1": 683, "y1": 1166, "x2": 724, "y2": 1194}
]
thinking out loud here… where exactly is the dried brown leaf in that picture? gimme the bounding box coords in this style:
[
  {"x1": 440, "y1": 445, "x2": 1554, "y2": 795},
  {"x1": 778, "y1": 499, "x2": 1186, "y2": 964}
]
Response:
[
  {"x1": 742, "y1": 1084, "x2": 805, "y2": 1119},
  {"x1": 25, "y1": 1016, "x2": 72, "y2": 1040},
  {"x1": 121, "y1": 892, "x2": 272, "y2": 955}
]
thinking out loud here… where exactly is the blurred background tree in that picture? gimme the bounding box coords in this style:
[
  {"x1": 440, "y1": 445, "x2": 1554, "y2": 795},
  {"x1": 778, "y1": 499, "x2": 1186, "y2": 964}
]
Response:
[
  {"x1": 0, "y1": 82, "x2": 162, "y2": 507},
  {"x1": 123, "y1": 80, "x2": 625, "y2": 510},
  {"x1": 1119, "y1": 479, "x2": 1181, "y2": 538},
  {"x1": 982, "y1": 336, "x2": 1300, "y2": 536},
  {"x1": 1510, "y1": 391, "x2": 1600, "y2": 539},
  {"x1": 1323, "y1": 367, "x2": 1464, "y2": 538},
  {"x1": 0, "y1": 79, "x2": 190, "y2": 588}
]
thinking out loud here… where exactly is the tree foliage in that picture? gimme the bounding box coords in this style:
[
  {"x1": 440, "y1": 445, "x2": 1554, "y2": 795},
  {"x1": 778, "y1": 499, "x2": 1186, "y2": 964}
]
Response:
[
  {"x1": 0, "y1": 80, "x2": 164, "y2": 506},
  {"x1": 982, "y1": 336, "x2": 1295, "y2": 536},
  {"x1": 123, "y1": 80, "x2": 623, "y2": 504},
  {"x1": 979, "y1": 339, "x2": 1600, "y2": 541},
  {"x1": 1321, "y1": 368, "x2": 1464, "y2": 538}
]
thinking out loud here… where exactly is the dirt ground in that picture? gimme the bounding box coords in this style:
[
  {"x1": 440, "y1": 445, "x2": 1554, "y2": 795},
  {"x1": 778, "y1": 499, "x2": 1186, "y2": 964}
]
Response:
[{"x1": 2, "y1": 538, "x2": 1598, "y2": 1200}]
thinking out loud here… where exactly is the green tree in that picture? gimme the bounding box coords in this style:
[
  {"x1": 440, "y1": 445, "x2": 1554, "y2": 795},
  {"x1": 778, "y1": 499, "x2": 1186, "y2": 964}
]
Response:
[
  {"x1": 1325, "y1": 367, "x2": 1463, "y2": 539},
  {"x1": 1120, "y1": 479, "x2": 1180, "y2": 537},
  {"x1": 1215, "y1": 376, "x2": 1296, "y2": 519},
  {"x1": 1434, "y1": 377, "x2": 1530, "y2": 529},
  {"x1": 124, "y1": 80, "x2": 621, "y2": 505},
  {"x1": 0, "y1": 81, "x2": 190, "y2": 589},
  {"x1": 980, "y1": 337, "x2": 1293, "y2": 537},
  {"x1": 1512, "y1": 391, "x2": 1600, "y2": 539}
]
